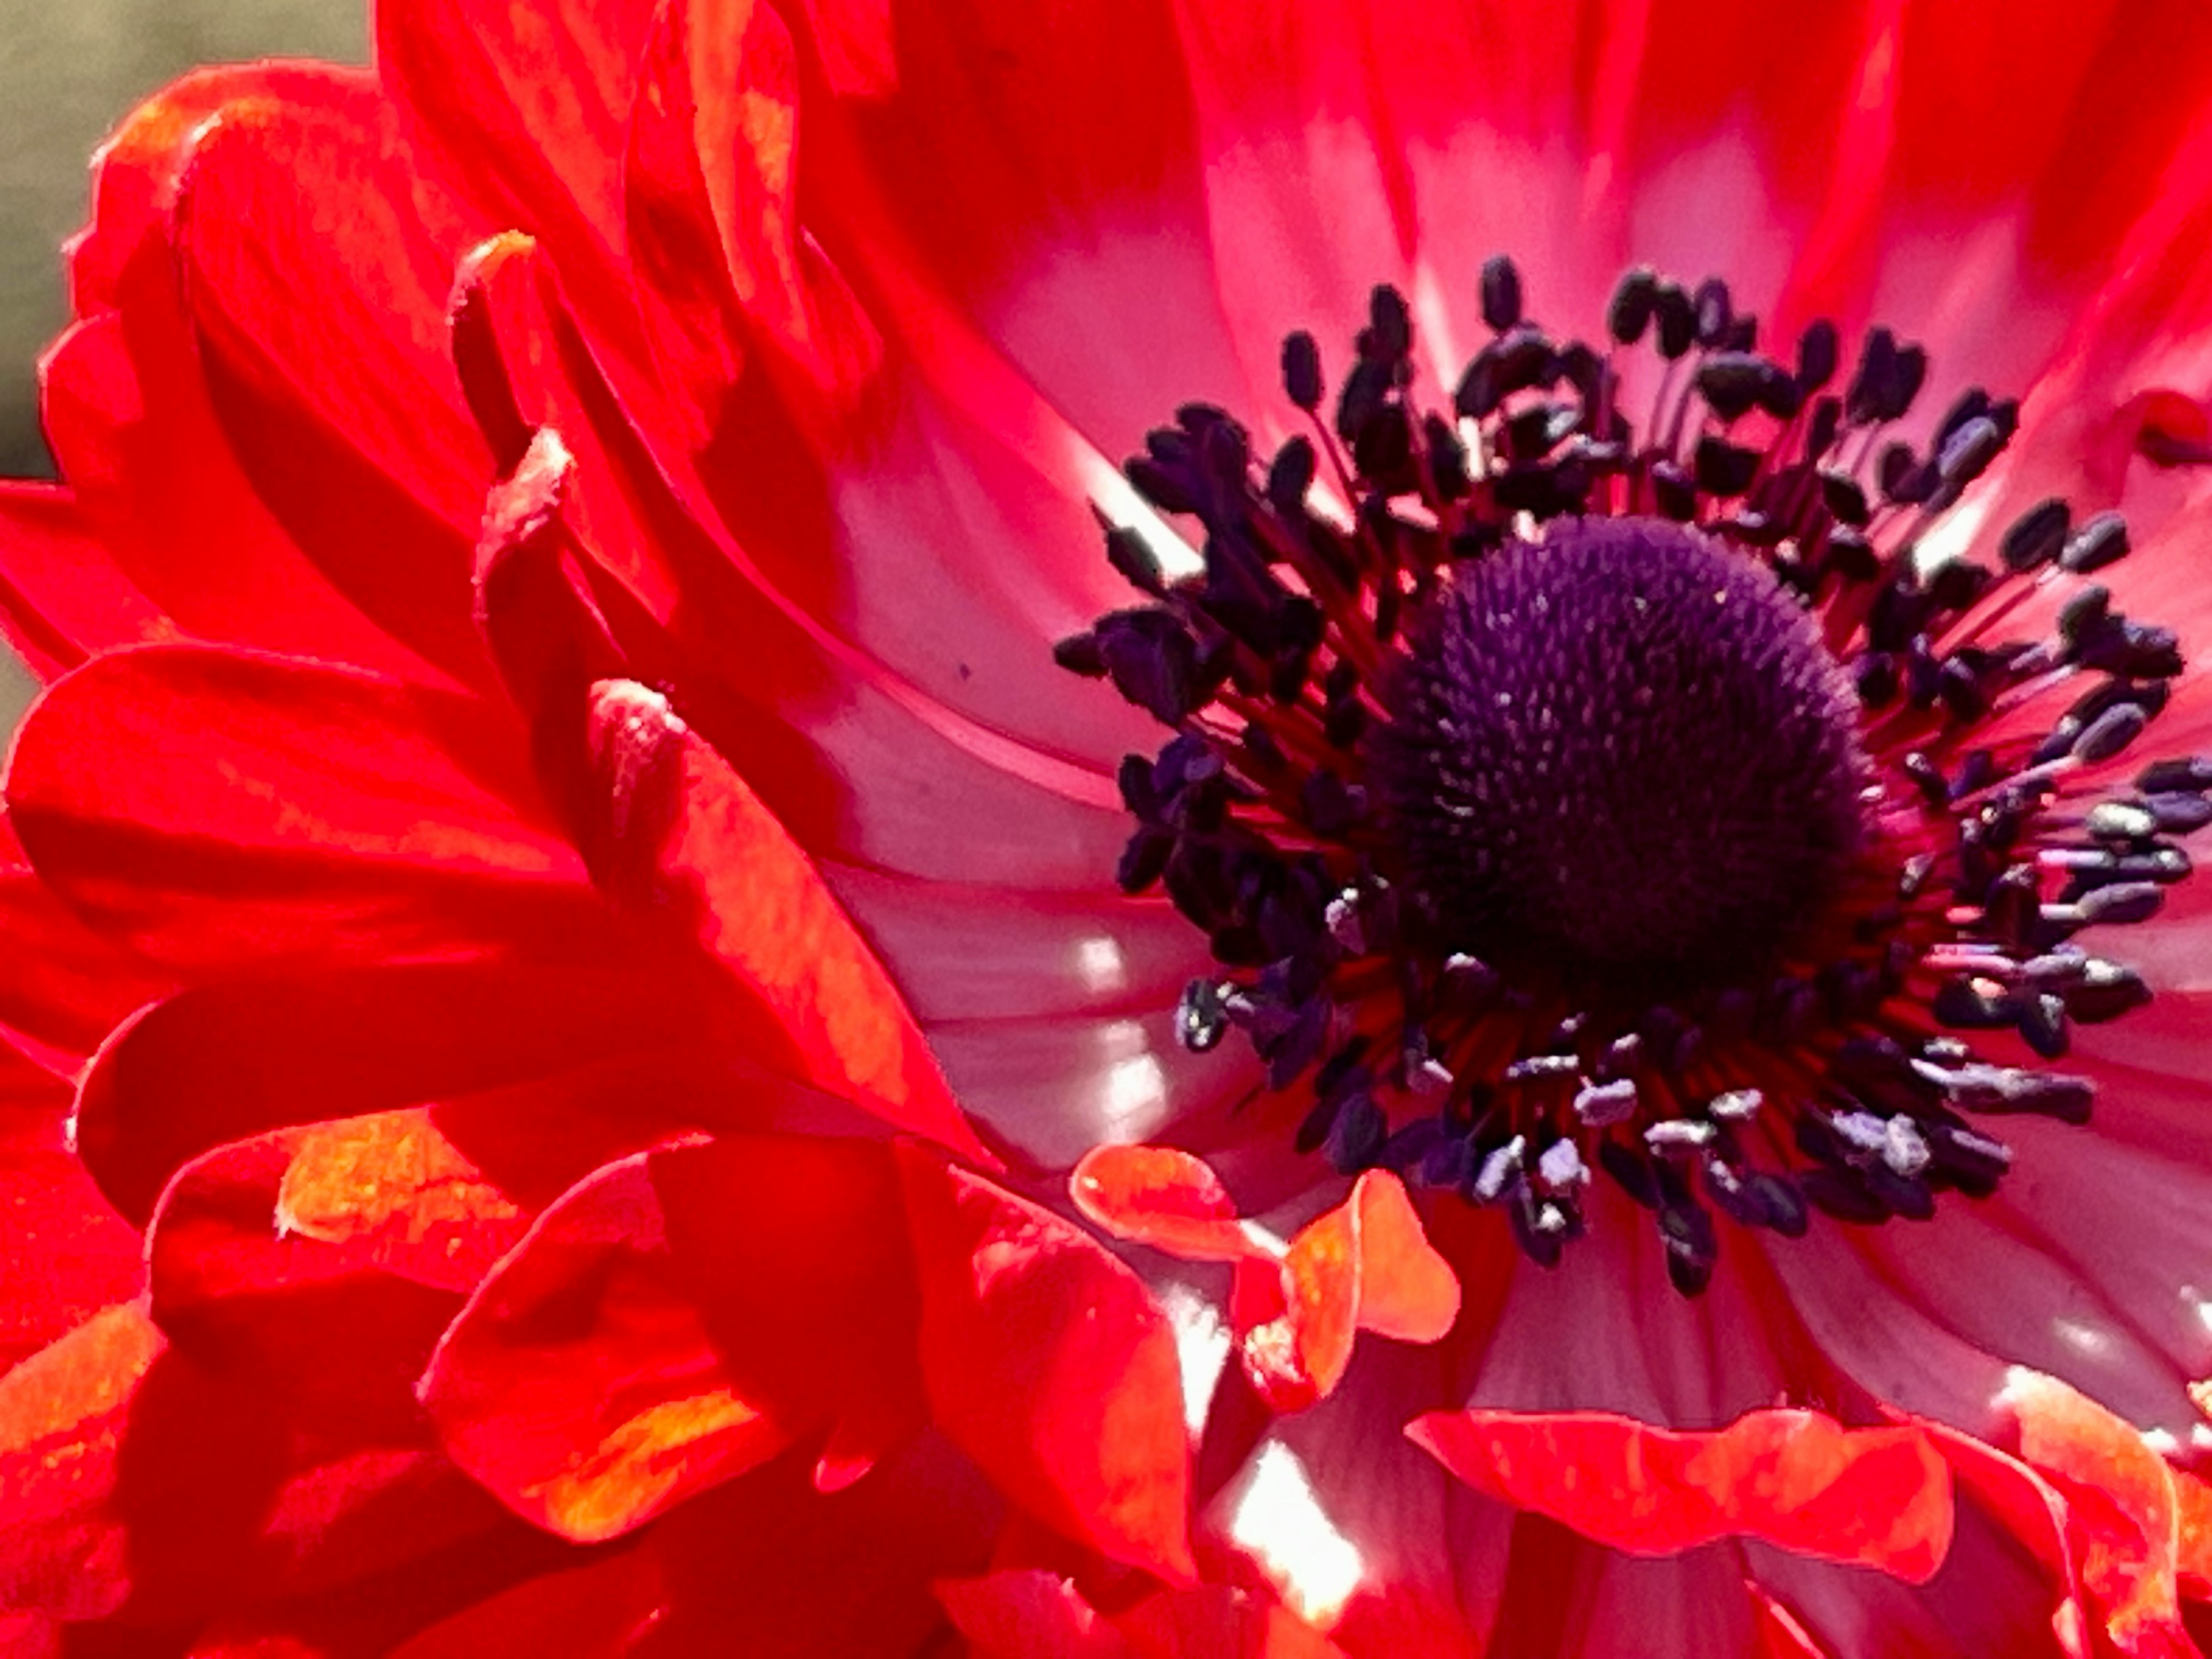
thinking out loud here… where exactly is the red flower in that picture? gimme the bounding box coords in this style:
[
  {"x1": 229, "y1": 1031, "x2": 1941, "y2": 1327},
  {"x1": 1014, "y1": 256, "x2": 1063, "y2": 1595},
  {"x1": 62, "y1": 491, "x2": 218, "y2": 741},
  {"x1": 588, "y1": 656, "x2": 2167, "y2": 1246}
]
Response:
[{"x1": 5, "y1": 1, "x2": 2212, "y2": 1654}]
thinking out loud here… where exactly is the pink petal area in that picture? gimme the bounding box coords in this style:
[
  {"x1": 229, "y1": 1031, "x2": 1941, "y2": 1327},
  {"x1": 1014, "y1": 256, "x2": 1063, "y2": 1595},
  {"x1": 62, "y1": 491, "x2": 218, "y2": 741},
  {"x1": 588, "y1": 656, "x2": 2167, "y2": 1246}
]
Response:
[
  {"x1": 894, "y1": 1142, "x2": 1196, "y2": 1581},
  {"x1": 916, "y1": 1004, "x2": 1255, "y2": 1172},
  {"x1": 573, "y1": 677, "x2": 987, "y2": 1159},
  {"x1": 820, "y1": 869, "x2": 1207, "y2": 1025},
  {"x1": 799, "y1": 0, "x2": 1249, "y2": 452},
  {"x1": 419, "y1": 1135, "x2": 924, "y2": 1544},
  {"x1": 1408, "y1": 1408, "x2": 1955, "y2": 1584},
  {"x1": 3, "y1": 643, "x2": 599, "y2": 975}
]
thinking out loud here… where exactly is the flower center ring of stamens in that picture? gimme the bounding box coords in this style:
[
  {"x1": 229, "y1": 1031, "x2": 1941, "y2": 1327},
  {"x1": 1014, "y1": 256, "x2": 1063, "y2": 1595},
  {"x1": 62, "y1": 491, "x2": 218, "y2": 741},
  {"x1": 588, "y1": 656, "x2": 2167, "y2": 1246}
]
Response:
[{"x1": 1057, "y1": 256, "x2": 2207, "y2": 1294}]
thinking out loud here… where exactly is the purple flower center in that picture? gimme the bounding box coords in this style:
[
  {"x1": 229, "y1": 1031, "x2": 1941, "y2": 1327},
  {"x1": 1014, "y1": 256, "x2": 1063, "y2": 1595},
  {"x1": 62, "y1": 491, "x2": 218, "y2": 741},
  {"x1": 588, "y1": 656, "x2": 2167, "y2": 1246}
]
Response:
[{"x1": 1381, "y1": 517, "x2": 1865, "y2": 979}]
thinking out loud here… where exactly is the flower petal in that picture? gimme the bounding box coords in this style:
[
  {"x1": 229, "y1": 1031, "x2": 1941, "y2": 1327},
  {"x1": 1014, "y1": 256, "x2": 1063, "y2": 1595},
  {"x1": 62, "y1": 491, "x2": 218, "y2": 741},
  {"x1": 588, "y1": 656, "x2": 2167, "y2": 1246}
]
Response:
[
  {"x1": 1407, "y1": 1407, "x2": 1955, "y2": 1584},
  {"x1": 893, "y1": 1141, "x2": 1196, "y2": 1581},
  {"x1": 0, "y1": 1304, "x2": 163, "y2": 1621},
  {"x1": 0, "y1": 480, "x2": 160, "y2": 676},
  {"x1": 1997, "y1": 1368, "x2": 2200, "y2": 1657},
  {"x1": 0, "y1": 1048, "x2": 140, "y2": 1372},
  {"x1": 171, "y1": 91, "x2": 502, "y2": 692},
  {"x1": 1071, "y1": 1144, "x2": 1257, "y2": 1264},
  {"x1": 419, "y1": 1134, "x2": 924, "y2": 1544},
  {"x1": 74, "y1": 957, "x2": 712, "y2": 1225},
  {"x1": 377, "y1": 0, "x2": 656, "y2": 384},
  {"x1": 5, "y1": 643, "x2": 593, "y2": 974},
  {"x1": 573, "y1": 677, "x2": 987, "y2": 1157}
]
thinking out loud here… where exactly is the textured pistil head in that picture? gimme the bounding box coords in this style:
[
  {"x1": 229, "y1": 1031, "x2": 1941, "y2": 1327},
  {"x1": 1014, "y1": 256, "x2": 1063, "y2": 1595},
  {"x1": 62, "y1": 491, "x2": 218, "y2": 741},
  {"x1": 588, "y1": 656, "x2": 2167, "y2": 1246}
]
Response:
[{"x1": 1382, "y1": 518, "x2": 1866, "y2": 979}]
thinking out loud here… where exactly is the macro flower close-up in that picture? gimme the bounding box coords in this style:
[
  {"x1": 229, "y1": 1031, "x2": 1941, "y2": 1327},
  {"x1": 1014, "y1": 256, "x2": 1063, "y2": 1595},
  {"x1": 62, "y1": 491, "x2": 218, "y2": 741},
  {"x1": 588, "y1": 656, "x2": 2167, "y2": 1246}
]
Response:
[{"x1": 5, "y1": 0, "x2": 2212, "y2": 1653}]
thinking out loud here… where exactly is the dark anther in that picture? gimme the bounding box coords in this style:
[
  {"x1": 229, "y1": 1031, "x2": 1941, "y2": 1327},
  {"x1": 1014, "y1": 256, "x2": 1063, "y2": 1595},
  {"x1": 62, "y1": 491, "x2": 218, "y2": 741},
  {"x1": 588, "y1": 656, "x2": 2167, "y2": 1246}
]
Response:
[
  {"x1": 1692, "y1": 436, "x2": 1762, "y2": 497},
  {"x1": 2018, "y1": 991, "x2": 2069, "y2": 1059},
  {"x1": 1106, "y1": 606, "x2": 1212, "y2": 721},
  {"x1": 1936, "y1": 416, "x2": 2004, "y2": 487},
  {"x1": 1608, "y1": 266, "x2": 1658, "y2": 345},
  {"x1": 2074, "y1": 701, "x2": 2149, "y2": 764},
  {"x1": 1327, "y1": 1091, "x2": 1389, "y2": 1172},
  {"x1": 1053, "y1": 631, "x2": 1107, "y2": 678},
  {"x1": 2059, "y1": 512, "x2": 2130, "y2": 575},
  {"x1": 1366, "y1": 284, "x2": 1412, "y2": 364},
  {"x1": 1125, "y1": 454, "x2": 1197, "y2": 517},
  {"x1": 1692, "y1": 277, "x2": 1733, "y2": 348},
  {"x1": 2139, "y1": 756, "x2": 2212, "y2": 794},
  {"x1": 1425, "y1": 414, "x2": 1472, "y2": 501},
  {"x1": 2063, "y1": 959, "x2": 2152, "y2": 1022},
  {"x1": 1796, "y1": 320, "x2": 1840, "y2": 392},
  {"x1": 1806, "y1": 396, "x2": 1843, "y2": 457},
  {"x1": 1177, "y1": 979, "x2": 1230, "y2": 1051},
  {"x1": 1999, "y1": 498, "x2": 2071, "y2": 572},
  {"x1": 1281, "y1": 330, "x2": 1324, "y2": 412},
  {"x1": 1480, "y1": 253, "x2": 1524, "y2": 332},
  {"x1": 1696, "y1": 353, "x2": 1790, "y2": 423},
  {"x1": 1653, "y1": 281, "x2": 1697, "y2": 359},
  {"x1": 2148, "y1": 793, "x2": 2212, "y2": 832},
  {"x1": 1845, "y1": 327, "x2": 1928, "y2": 425},
  {"x1": 1267, "y1": 436, "x2": 1318, "y2": 518},
  {"x1": 1649, "y1": 460, "x2": 1698, "y2": 521},
  {"x1": 1933, "y1": 977, "x2": 2017, "y2": 1029},
  {"x1": 1105, "y1": 525, "x2": 1168, "y2": 598},
  {"x1": 1801, "y1": 1168, "x2": 1889, "y2": 1225}
]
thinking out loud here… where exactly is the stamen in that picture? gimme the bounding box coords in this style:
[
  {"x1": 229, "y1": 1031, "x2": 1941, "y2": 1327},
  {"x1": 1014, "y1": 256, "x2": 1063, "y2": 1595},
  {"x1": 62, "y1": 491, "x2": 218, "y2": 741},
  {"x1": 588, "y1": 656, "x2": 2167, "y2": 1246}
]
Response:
[{"x1": 1059, "y1": 255, "x2": 2210, "y2": 1293}]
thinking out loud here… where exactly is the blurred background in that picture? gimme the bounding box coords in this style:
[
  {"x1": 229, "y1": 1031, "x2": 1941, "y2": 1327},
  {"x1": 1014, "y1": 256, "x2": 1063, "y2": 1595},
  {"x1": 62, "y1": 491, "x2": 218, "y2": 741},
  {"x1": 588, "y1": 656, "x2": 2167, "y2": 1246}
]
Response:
[{"x1": 0, "y1": 0, "x2": 368, "y2": 718}]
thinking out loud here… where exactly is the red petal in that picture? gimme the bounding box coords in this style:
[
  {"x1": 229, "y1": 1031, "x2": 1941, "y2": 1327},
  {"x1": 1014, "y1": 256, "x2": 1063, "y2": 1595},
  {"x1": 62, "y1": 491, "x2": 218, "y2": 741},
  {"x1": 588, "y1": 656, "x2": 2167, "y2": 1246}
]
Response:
[
  {"x1": 0, "y1": 857, "x2": 176, "y2": 1067},
  {"x1": 74, "y1": 956, "x2": 714, "y2": 1225},
  {"x1": 69, "y1": 63, "x2": 370, "y2": 316},
  {"x1": 440, "y1": 225, "x2": 1138, "y2": 895},
  {"x1": 384, "y1": 1550, "x2": 670, "y2": 1659},
  {"x1": 1243, "y1": 1171, "x2": 1459, "y2": 1411},
  {"x1": 2179, "y1": 1466, "x2": 2212, "y2": 1602},
  {"x1": 0, "y1": 1048, "x2": 140, "y2": 1372},
  {"x1": 0, "y1": 480, "x2": 158, "y2": 676},
  {"x1": 624, "y1": 0, "x2": 880, "y2": 453},
  {"x1": 419, "y1": 1134, "x2": 923, "y2": 1544},
  {"x1": 575, "y1": 678, "x2": 987, "y2": 1158},
  {"x1": 936, "y1": 1570, "x2": 1132, "y2": 1659},
  {"x1": 1408, "y1": 1407, "x2": 1955, "y2": 1583},
  {"x1": 1117, "y1": 1585, "x2": 1349, "y2": 1659},
  {"x1": 0, "y1": 1305, "x2": 164, "y2": 1620},
  {"x1": 1335, "y1": 1171, "x2": 1460, "y2": 1346},
  {"x1": 894, "y1": 1143, "x2": 1195, "y2": 1581},
  {"x1": 377, "y1": 0, "x2": 656, "y2": 387},
  {"x1": 1070, "y1": 1144, "x2": 1258, "y2": 1264},
  {"x1": 173, "y1": 96, "x2": 497, "y2": 691},
  {"x1": 1999, "y1": 1369, "x2": 2198, "y2": 1656},
  {"x1": 5, "y1": 643, "x2": 594, "y2": 975}
]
